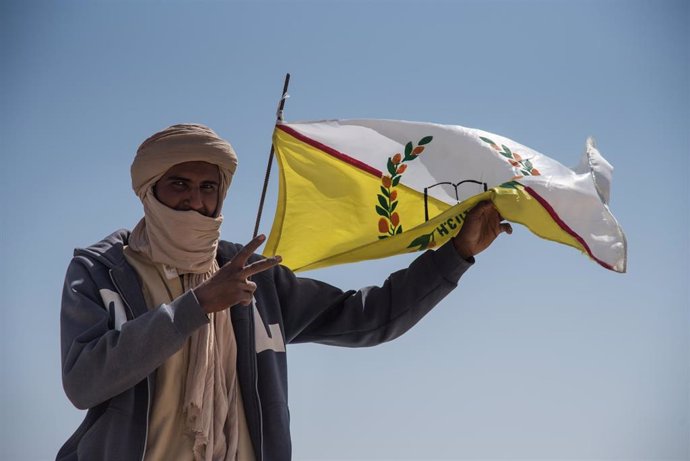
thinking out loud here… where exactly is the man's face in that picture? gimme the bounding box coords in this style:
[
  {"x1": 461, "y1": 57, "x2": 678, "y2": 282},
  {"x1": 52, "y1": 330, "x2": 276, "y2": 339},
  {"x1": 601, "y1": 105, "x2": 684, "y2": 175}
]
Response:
[{"x1": 154, "y1": 161, "x2": 221, "y2": 217}]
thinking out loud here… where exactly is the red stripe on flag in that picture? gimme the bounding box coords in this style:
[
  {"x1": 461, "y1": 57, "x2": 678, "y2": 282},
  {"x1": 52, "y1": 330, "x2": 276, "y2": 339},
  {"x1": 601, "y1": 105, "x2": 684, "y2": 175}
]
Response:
[
  {"x1": 523, "y1": 185, "x2": 615, "y2": 271},
  {"x1": 276, "y1": 124, "x2": 383, "y2": 178}
]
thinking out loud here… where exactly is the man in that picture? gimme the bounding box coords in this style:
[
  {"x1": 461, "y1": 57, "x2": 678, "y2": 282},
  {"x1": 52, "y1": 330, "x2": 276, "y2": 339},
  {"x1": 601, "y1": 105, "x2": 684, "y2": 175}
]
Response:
[{"x1": 58, "y1": 124, "x2": 511, "y2": 461}]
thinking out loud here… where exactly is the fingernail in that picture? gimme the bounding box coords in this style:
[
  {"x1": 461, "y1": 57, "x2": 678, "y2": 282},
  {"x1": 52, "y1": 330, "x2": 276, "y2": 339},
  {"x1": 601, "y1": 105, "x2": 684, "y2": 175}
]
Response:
[{"x1": 275, "y1": 255, "x2": 282, "y2": 263}]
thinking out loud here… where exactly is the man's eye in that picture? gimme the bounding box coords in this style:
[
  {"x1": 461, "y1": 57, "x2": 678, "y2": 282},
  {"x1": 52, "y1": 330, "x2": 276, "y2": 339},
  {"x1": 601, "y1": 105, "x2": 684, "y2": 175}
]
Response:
[
  {"x1": 201, "y1": 184, "x2": 218, "y2": 191},
  {"x1": 171, "y1": 181, "x2": 187, "y2": 190}
]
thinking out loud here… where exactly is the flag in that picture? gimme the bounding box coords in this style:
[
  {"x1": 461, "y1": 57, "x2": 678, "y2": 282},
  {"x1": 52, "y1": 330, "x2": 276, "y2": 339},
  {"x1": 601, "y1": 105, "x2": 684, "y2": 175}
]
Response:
[{"x1": 263, "y1": 119, "x2": 627, "y2": 273}]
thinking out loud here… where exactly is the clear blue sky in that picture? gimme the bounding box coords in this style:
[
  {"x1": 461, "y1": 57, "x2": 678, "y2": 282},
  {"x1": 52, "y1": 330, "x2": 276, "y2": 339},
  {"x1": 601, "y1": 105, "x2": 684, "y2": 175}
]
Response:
[{"x1": 1, "y1": 0, "x2": 688, "y2": 459}]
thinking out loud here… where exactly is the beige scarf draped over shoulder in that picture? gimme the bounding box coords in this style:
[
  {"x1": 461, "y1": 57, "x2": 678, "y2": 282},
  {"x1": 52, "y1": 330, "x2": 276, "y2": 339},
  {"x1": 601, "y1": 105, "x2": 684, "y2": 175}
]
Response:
[{"x1": 128, "y1": 124, "x2": 244, "y2": 461}]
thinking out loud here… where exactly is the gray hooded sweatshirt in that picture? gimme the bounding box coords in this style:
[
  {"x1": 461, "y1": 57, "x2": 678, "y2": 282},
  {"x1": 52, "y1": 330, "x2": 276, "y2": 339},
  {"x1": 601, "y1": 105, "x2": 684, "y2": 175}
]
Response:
[{"x1": 58, "y1": 229, "x2": 472, "y2": 460}]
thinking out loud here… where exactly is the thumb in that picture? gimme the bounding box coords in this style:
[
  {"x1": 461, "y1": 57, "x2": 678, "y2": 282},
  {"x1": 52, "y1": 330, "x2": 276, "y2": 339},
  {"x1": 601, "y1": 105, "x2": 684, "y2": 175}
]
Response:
[{"x1": 500, "y1": 222, "x2": 513, "y2": 235}]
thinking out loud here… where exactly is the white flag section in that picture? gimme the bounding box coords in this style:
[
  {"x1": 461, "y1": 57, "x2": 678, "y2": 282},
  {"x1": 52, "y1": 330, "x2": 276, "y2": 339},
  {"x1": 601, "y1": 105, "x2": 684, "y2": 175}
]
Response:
[{"x1": 265, "y1": 119, "x2": 627, "y2": 273}]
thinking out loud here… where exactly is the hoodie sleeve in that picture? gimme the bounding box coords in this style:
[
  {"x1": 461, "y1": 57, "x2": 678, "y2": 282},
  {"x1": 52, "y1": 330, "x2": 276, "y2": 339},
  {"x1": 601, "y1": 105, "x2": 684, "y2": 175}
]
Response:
[
  {"x1": 275, "y1": 241, "x2": 473, "y2": 347},
  {"x1": 60, "y1": 256, "x2": 209, "y2": 410}
]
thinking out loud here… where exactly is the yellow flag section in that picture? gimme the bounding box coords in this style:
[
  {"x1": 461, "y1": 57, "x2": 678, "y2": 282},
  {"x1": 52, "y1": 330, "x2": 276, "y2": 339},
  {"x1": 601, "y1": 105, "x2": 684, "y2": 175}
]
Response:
[
  {"x1": 264, "y1": 120, "x2": 627, "y2": 273},
  {"x1": 265, "y1": 125, "x2": 450, "y2": 270}
]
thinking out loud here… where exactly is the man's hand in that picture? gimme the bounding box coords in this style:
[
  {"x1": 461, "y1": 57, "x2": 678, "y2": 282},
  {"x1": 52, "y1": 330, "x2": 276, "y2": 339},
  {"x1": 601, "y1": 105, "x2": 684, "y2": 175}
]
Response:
[
  {"x1": 452, "y1": 201, "x2": 512, "y2": 260},
  {"x1": 193, "y1": 234, "x2": 282, "y2": 314}
]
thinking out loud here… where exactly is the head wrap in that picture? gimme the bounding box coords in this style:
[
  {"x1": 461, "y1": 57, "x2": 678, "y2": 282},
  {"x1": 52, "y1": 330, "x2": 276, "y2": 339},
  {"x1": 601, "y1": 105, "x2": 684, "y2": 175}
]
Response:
[
  {"x1": 131, "y1": 123, "x2": 238, "y2": 202},
  {"x1": 129, "y1": 123, "x2": 238, "y2": 273}
]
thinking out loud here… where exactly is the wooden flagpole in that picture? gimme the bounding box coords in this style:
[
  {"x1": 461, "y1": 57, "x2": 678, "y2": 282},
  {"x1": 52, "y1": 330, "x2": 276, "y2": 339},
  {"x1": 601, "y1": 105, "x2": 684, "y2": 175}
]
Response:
[{"x1": 253, "y1": 73, "x2": 291, "y2": 238}]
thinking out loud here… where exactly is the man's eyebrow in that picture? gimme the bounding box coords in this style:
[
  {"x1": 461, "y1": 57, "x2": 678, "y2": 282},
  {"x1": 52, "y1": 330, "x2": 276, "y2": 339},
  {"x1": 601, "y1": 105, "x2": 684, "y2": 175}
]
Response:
[
  {"x1": 164, "y1": 176, "x2": 218, "y2": 185},
  {"x1": 166, "y1": 175, "x2": 191, "y2": 182}
]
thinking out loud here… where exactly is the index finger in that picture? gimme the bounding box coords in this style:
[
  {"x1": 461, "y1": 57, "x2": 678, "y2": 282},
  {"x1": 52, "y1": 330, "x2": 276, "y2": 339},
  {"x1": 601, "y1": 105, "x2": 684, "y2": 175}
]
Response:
[
  {"x1": 473, "y1": 201, "x2": 503, "y2": 220},
  {"x1": 230, "y1": 234, "x2": 267, "y2": 269},
  {"x1": 241, "y1": 255, "x2": 282, "y2": 278}
]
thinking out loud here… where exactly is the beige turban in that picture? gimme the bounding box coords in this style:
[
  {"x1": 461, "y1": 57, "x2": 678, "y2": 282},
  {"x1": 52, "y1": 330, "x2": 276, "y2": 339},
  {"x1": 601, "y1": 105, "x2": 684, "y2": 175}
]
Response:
[
  {"x1": 129, "y1": 123, "x2": 238, "y2": 273},
  {"x1": 131, "y1": 123, "x2": 238, "y2": 202}
]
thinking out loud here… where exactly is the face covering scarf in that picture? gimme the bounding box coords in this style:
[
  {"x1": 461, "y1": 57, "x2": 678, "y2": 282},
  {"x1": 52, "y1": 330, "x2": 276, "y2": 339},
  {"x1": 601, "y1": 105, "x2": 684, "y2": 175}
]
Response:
[{"x1": 129, "y1": 124, "x2": 241, "y2": 461}]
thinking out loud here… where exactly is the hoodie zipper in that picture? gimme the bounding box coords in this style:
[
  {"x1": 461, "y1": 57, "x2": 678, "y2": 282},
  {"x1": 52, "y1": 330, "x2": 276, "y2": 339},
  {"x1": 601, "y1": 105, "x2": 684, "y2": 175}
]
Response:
[
  {"x1": 248, "y1": 299, "x2": 264, "y2": 460},
  {"x1": 109, "y1": 270, "x2": 151, "y2": 461}
]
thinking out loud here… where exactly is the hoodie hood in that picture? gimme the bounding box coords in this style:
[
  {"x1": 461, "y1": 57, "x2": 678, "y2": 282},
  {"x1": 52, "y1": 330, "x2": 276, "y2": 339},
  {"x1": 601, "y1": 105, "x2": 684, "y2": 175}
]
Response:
[{"x1": 73, "y1": 229, "x2": 131, "y2": 269}]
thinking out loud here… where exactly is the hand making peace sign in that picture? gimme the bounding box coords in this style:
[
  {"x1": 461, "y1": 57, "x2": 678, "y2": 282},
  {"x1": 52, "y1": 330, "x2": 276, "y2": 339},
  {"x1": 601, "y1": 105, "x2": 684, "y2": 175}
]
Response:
[{"x1": 193, "y1": 234, "x2": 282, "y2": 314}]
